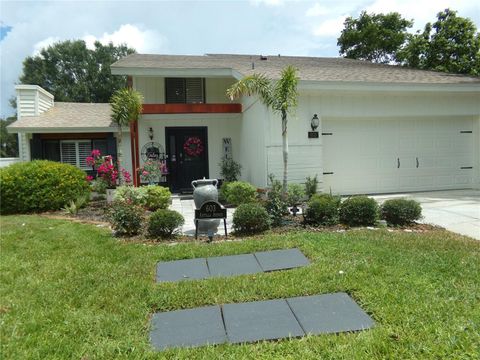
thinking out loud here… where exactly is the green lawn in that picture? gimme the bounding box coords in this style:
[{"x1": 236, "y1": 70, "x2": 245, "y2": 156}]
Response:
[{"x1": 1, "y1": 215, "x2": 479, "y2": 359}]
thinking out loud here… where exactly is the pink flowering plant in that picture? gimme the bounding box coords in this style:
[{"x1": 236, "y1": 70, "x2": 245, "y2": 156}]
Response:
[
  {"x1": 138, "y1": 160, "x2": 168, "y2": 185},
  {"x1": 86, "y1": 149, "x2": 132, "y2": 189}
]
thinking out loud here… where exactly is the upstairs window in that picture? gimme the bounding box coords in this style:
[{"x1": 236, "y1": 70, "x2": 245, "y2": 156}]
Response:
[{"x1": 165, "y1": 78, "x2": 205, "y2": 104}]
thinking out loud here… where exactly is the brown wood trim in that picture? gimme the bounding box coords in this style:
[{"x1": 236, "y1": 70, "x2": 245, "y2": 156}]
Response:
[
  {"x1": 129, "y1": 123, "x2": 137, "y2": 186},
  {"x1": 39, "y1": 133, "x2": 109, "y2": 140},
  {"x1": 127, "y1": 76, "x2": 133, "y2": 89},
  {"x1": 141, "y1": 103, "x2": 242, "y2": 114},
  {"x1": 134, "y1": 121, "x2": 140, "y2": 186}
]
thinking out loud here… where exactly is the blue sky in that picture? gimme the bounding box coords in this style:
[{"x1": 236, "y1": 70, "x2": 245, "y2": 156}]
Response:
[{"x1": 1, "y1": 0, "x2": 479, "y2": 117}]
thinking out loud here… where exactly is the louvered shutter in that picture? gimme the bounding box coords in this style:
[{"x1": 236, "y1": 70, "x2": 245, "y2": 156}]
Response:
[
  {"x1": 78, "y1": 141, "x2": 92, "y2": 169},
  {"x1": 165, "y1": 78, "x2": 185, "y2": 103},
  {"x1": 186, "y1": 78, "x2": 204, "y2": 103},
  {"x1": 60, "y1": 142, "x2": 77, "y2": 166}
]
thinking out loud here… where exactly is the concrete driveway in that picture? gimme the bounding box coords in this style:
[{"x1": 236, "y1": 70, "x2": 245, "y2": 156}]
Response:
[{"x1": 373, "y1": 189, "x2": 480, "y2": 240}]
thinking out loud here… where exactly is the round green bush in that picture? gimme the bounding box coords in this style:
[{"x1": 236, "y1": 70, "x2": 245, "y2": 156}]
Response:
[
  {"x1": 108, "y1": 200, "x2": 144, "y2": 236},
  {"x1": 114, "y1": 185, "x2": 146, "y2": 206},
  {"x1": 381, "y1": 198, "x2": 422, "y2": 226},
  {"x1": 148, "y1": 209, "x2": 184, "y2": 239},
  {"x1": 233, "y1": 203, "x2": 271, "y2": 234},
  {"x1": 310, "y1": 193, "x2": 342, "y2": 207},
  {"x1": 224, "y1": 181, "x2": 257, "y2": 206},
  {"x1": 0, "y1": 160, "x2": 90, "y2": 214},
  {"x1": 143, "y1": 185, "x2": 171, "y2": 211},
  {"x1": 304, "y1": 197, "x2": 339, "y2": 226},
  {"x1": 339, "y1": 196, "x2": 379, "y2": 226}
]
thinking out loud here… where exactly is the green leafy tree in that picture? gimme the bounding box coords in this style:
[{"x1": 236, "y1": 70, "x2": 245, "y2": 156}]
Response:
[
  {"x1": 19, "y1": 40, "x2": 135, "y2": 103},
  {"x1": 0, "y1": 117, "x2": 18, "y2": 158},
  {"x1": 227, "y1": 66, "x2": 299, "y2": 194},
  {"x1": 399, "y1": 9, "x2": 480, "y2": 75},
  {"x1": 337, "y1": 11, "x2": 413, "y2": 63},
  {"x1": 110, "y1": 88, "x2": 143, "y2": 181}
]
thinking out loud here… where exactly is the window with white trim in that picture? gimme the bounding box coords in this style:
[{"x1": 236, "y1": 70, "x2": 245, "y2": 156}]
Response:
[
  {"x1": 165, "y1": 78, "x2": 205, "y2": 104},
  {"x1": 60, "y1": 140, "x2": 92, "y2": 170}
]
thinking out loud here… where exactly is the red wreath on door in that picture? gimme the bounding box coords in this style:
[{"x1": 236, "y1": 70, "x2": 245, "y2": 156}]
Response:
[{"x1": 183, "y1": 136, "x2": 204, "y2": 157}]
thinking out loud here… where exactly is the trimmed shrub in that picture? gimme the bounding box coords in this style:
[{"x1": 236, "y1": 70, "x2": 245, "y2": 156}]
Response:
[
  {"x1": 108, "y1": 200, "x2": 144, "y2": 236},
  {"x1": 310, "y1": 193, "x2": 342, "y2": 207},
  {"x1": 381, "y1": 198, "x2": 422, "y2": 226},
  {"x1": 0, "y1": 160, "x2": 89, "y2": 214},
  {"x1": 114, "y1": 185, "x2": 146, "y2": 206},
  {"x1": 304, "y1": 197, "x2": 339, "y2": 226},
  {"x1": 143, "y1": 185, "x2": 171, "y2": 211},
  {"x1": 339, "y1": 196, "x2": 379, "y2": 226},
  {"x1": 219, "y1": 158, "x2": 242, "y2": 182},
  {"x1": 233, "y1": 203, "x2": 271, "y2": 234},
  {"x1": 265, "y1": 175, "x2": 288, "y2": 226},
  {"x1": 224, "y1": 181, "x2": 257, "y2": 206},
  {"x1": 287, "y1": 183, "x2": 305, "y2": 206},
  {"x1": 305, "y1": 175, "x2": 319, "y2": 199},
  {"x1": 148, "y1": 209, "x2": 184, "y2": 239}
]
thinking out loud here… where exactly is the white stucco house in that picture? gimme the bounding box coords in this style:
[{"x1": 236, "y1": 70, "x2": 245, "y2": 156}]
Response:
[{"x1": 8, "y1": 54, "x2": 480, "y2": 194}]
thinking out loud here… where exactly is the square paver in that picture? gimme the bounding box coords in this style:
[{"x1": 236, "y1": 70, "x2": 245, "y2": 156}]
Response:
[
  {"x1": 150, "y1": 305, "x2": 227, "y2": 350},
  {"x1": 222, "y1": 299, "x2": 304, "y2": 343},
  {"x1": 156, "y1": 258, "x2": 209, "y2": 282},
  {"x1": 207, "y1": 254, "x2": 263, "y2": 277},
  {"x1": 254, "y1": 248, "x2": 310, "y2": 272},
  {"x1": 286, "y1": 292, "x2": 375, "y2": 334}
]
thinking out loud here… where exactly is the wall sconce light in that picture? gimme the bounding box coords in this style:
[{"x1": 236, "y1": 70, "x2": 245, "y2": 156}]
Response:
[
  {"x1": 148, "y1": 127, "x2": 154, "y2": 141},
  {"x1": 311, "y1": 114, "x2": 320, "y2": 131}
]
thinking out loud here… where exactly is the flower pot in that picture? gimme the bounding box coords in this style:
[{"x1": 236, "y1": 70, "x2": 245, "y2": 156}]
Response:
[{"x1": 106, "y1": 188, "x2": 116, "y2": 203}]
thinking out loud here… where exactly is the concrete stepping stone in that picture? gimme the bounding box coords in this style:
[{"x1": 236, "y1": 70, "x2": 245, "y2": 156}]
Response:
[
  {"x1": 222, "y1": 299, "x2": 304, "y2": 343},
  {"x1": 286, "y1": 292, "x2": 375, "y2": 334},
  {"x1": 156, "y1": 248, "x2": 310, "y2": 283},
  {"x1": 207, "y1": 254, "x2": 263, "y2": 277},
  {"x1": 156, "y1": 258, "x2": 209, "y2": 282},
  {"x1": 150, "y1": 305, "x2": 227, "y2": 350},
  {"x1": 150, "y1": 293, "x2": 374, "y2": 350},
  {"x1": 254, "y1": 248, "x2": 310, "y2": 272}
]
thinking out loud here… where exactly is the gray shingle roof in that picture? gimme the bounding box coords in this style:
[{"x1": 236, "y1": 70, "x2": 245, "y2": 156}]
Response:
[
  {"x1": 8, "y1": 102, "x2": 114, "y2": 130},
  {"x1": 111, "y1": 53, "x2": 480, "y2": 85}
]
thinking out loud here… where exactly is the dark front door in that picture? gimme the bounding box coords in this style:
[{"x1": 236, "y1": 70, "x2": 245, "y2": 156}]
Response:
[{"x1": 166, "y1": 127, "x2": 209, "y2": 193}]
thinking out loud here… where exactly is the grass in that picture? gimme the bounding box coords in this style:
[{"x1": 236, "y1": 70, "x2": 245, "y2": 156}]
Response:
[{"x1": 1, "y1": 215, "x2": 479, "y2": 359}]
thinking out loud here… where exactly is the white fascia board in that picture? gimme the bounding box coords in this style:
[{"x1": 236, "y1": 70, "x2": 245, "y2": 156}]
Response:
[
  {"x1": 112, "y1": 67, "x2": 243, "y2": 79},
  {"x1": 7, "y1": 127, "x2": 120, "y2": 134},
  {"x1": 298, "y1": 80, "x2": 480, "y2": 93},
  {"x1": 15, "y1": 85, "x2": 54, "y2": 99}
]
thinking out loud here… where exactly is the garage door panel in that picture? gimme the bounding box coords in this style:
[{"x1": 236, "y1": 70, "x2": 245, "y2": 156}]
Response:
[{"x1": 323, "y1": 117, "x2": 474, "y2": 194}]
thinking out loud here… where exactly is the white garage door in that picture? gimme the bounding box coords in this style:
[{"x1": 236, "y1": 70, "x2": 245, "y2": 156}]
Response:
[{"x1": 322, "y1": 117, "x2": 475, "y2": 195}]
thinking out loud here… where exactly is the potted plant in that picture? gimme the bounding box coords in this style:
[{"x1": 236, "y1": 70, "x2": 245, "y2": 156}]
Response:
[{"x1": 138, "y1": 160, "x2": 168, "y2": 185}]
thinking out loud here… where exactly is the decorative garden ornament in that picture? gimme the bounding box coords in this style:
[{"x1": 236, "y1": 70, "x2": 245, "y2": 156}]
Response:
[{"x1": 191, "y1": 178, "x2": 220, "y2": 233}]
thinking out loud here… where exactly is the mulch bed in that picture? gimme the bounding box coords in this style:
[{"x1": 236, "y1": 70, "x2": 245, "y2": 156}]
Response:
[{"x1": 42, "y1": 201, "x2": 442, "y2": 246}]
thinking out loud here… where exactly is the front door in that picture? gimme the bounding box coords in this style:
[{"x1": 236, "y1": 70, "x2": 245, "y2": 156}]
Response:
[{"x1": 166, "y1": 127, "x2": 209, "y2": 193}]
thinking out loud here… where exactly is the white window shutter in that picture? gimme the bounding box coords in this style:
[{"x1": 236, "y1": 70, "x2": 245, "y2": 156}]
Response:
[
  {"x1": 60, "y1": 142, "x2": 77, "y2": 166},
  {"x1": 78, "y1": 141, "x2": 92, "y2": 169}
]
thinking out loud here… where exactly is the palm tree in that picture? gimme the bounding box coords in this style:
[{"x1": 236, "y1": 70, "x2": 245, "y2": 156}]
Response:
[
  {"x1": 227, "y1": 65, "x2": 299, "y2": 195},
  {"x1": 110, "y1": 87, "x2": 143, "y2": 183}
]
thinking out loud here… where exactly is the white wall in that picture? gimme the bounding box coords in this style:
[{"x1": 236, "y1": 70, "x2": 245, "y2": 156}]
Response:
[
  {"x1": 133, "y1": 76, "x2": 235, "y2": 104},
  {"x1": 238, "y1": 96, "x2": 268, "y2": 187},
  {"x1": 0, "y1": 158, "x2": 21, "y2": 168},
  {"x1": 137, "y1": 114, "x2": 241, "y2": 179}
]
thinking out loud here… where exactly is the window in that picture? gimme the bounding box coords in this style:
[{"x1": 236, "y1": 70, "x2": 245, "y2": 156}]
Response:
[
  {"x1": 165, "y1": 78, "x2": 205, "y2": 104},
  {"x1": 60, "y1": 140, "x2": 92, "y2": 170}
]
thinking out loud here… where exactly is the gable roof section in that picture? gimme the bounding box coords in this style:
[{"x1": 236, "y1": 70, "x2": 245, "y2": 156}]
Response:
[
  {"x1": 8, "y1": 102, "x2": 114, "y2": 133},
  {"x1": 111, "y1": 53, "x2": 480, "y2": 85}
]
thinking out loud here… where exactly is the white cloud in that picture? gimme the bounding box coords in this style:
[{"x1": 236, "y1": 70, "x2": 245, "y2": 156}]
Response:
[
  {"x1": 306, "y1": 3, "x2": 330, "y2": 17},
  {"x1": 312, "y1": 15, "x2": 348, "y2": 37},
  {"x1": 83, "y1": 24, "x2": 168, "y2": 53},
  {"x1": 250, "y1": 0, "x2": 284, "y2": 6},
  {"x1": 32, "y1": 36, "x2": 60, "y2": 55}
]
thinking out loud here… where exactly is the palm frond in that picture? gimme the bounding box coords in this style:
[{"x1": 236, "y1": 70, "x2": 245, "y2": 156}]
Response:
[
  {"x1": 110, "y1": 88, "x2": 144, "y2": 127},
  {"x1": 226, "y1": 73, "x2": 273, "y2": 105},
  {"x1": 273, "y1": 65, "x2": 299, "y2": 113}
]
